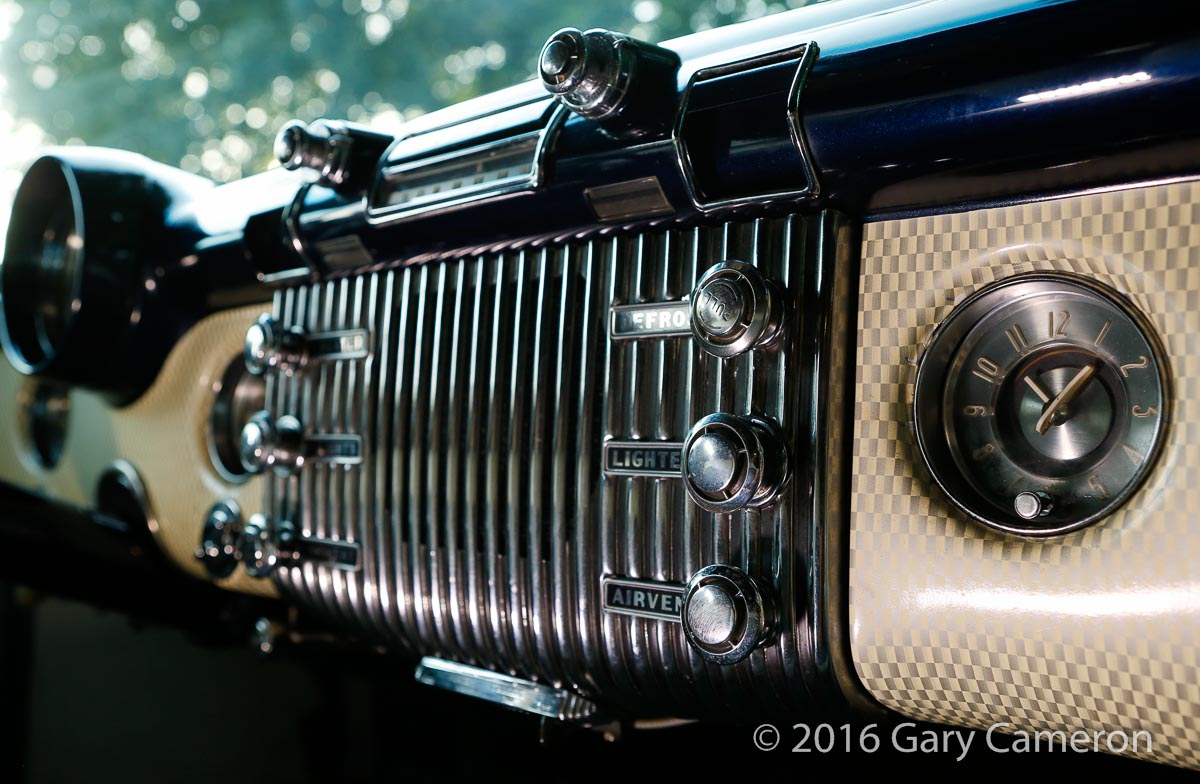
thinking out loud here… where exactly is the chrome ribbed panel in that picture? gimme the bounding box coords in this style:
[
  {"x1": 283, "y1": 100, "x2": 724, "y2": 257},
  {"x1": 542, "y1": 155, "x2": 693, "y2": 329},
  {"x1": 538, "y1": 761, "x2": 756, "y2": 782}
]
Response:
[{"x1": 266, "y1": 213, "x2": 849, "y2": 717}]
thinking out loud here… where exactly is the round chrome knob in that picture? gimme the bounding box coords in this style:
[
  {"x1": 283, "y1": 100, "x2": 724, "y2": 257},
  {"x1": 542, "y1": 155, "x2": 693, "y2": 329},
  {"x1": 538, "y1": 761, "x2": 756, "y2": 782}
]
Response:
[
  {"x1": 1014, "y1": 491, "x2": 1054, "y2": 520},
  {"x1": 240, "y1": 514, "x2": 276, "y2": 578},
  {"x1": 681, "y1": 564, "x2": 774, "y2": 665},
  {"x1": 240, "y1": 411, "x2": 305, "y2": 477},
  {"x1": 195, "y1": 499, "x2": 243, "y2": 579},
  {"x1": 538, "y1": 27, "x2": 679, "y2": 136},
  {"x1": 682, "y1": 413, "x2": 789, "y2": 513},
  {"x1": 690, "y1": 261, "x2": 786, "y2": 358},
  {"x1": 274, "y1": 120, "x2": 352, "y2": 187},
  {"x1": 686, "y1": 432, "x2": 739, "y2": 496},
  {"x1": 244, "y1": 314, "x2": 306, "y2": 376}
]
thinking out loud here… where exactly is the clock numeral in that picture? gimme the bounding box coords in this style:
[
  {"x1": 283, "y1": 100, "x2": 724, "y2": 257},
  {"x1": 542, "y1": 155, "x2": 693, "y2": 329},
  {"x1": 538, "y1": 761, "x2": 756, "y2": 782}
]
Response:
[
  {"x1": 1095, "y1": 320, "x2": 1112, "y2": 347},
  {"x1": 972, "y1": 356, "x2": 1001, "y2": 383},
  {"x1": 1005, "y1": 324, "x2": 1028, "y2": 352},
  {"x1": 962, "y1": 405, "x2": 989, "y2": 417},
  {"x1": 1088, "y1": 475, "x2": 1110, "y2": 499},
  {"x1": 1049, "y1": 310, "x2": 1071, "y2": 338},
  {"x1": 1122, "y1": 444, "x2": 1144, "y2": 464},
  {"x1": 972, "y1": 443, "x2": 996, "y2": 461},
  {"x1": 1119, "y1": 356, "x2": 1149, "y2": 377},
  {"x1": 1131, "y1": 405, "x2": 1159, "y2": 418}
]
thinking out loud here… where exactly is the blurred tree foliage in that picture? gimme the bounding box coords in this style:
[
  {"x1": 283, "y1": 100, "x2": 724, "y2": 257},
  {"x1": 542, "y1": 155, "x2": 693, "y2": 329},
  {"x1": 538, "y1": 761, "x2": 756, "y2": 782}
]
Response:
[{"x1": 0, "y1": 0, "x2": 820, "y2": 182}]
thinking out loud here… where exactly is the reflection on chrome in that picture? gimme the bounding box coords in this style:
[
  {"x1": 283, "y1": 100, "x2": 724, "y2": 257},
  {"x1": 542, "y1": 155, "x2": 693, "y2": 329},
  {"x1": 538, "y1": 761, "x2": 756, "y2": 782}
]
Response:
[{"x1": 1017, "y1": 71, "x2": 1151, "y2": 104}]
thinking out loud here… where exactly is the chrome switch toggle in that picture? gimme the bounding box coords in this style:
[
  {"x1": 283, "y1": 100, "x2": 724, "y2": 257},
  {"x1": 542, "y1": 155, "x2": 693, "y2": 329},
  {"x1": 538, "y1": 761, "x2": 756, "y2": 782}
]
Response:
[
  {"x1": 681, "y1": 564, "x2": 775, "y2": 665},
  {"x1": 240, "y1": 513, "x2": 296, "y2": 579},
  {"x1": 682, "y1": 413, "x2": 789, "y2": 512},
  {"x1": 244, "y1": 314, "x2": 307, "y2": 376},
  {"x1": 690, "y1": 261, "x2": 786, "y2": 357},
  {"x1": 239, "y1": 411, "x2": 305, "y2": 477}
]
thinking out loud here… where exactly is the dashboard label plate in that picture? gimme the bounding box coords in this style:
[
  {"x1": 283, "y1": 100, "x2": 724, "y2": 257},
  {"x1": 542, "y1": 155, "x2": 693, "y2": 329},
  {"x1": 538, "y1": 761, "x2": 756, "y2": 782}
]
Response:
[
  {"x1": 603, "y1": 577, "x2": 684, "y2": 622},
  {"x1": 604, "y1": 440, "x2": 683, "y2": 478},
  {"x1": 306, "y1": 329, "x2": 370, "y2": 361},
  {"x1": 295, "y1": 536, "x2": 361, "y2": 571},
  {"x1": 610, "y1": 301, "x2": 692, "y2": 340}
]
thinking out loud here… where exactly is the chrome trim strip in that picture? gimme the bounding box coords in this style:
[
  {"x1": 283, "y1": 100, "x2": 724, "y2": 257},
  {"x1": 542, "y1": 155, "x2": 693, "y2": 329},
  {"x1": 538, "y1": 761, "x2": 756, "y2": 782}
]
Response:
[
  {"x1": 414, "y1": 657, "x2": 602, "y2": 723},
  {"x1": 672, "y1": 42, "x2": 820, "y2": 210},
  {"x1": 366, "y1": 106, "x2": 568, "y2": 226}
]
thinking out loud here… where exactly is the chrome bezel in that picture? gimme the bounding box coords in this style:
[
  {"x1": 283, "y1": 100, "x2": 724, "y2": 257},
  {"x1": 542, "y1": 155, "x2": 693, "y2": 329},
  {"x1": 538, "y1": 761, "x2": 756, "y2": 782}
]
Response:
[{"x1": 911, "y1": 272, "x2": 1173, "y2": 537}]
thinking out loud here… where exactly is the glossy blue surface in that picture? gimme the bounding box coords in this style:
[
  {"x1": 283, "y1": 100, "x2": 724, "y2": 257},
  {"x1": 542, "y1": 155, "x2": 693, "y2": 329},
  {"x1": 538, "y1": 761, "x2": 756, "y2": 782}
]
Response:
[{"x1": 90, "y1": 0, "x2": 1200, "y2": 346}]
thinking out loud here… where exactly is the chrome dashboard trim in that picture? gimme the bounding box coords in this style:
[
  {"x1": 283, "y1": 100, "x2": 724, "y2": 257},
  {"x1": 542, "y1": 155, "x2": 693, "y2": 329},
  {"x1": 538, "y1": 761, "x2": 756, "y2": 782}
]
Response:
[
  {"x1": 672, "y1": 42, "x2": 820, "y2": 210},
  {"x1": 366, "y1": 104, "x2": 568, "y2": 225},
  {"x1": 414, "y1": 657, "x2": 603, "y2": 724}
]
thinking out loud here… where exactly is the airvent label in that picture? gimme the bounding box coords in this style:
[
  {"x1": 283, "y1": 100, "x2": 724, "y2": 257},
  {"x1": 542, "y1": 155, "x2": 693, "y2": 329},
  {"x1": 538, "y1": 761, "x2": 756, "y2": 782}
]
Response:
[
  {"x1": 610, "y1": 301, "x2": 691, "y2": 340},
  {"x1": 603, "y1": 577, "x2": 684, "y2": 622},
  {"x1": 604, "y1": 440, "x2": 683, "y2": 478}
]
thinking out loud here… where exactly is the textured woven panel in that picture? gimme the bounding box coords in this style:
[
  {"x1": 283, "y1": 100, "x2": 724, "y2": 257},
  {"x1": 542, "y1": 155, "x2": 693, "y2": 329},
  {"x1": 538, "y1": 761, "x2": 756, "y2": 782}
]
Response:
[
  {"x1": 850, "y1": 180, "x2": 1200, "y2": 769},
  {"x1": 0, "y1": 305, "x2": 275, "y2": 597}
]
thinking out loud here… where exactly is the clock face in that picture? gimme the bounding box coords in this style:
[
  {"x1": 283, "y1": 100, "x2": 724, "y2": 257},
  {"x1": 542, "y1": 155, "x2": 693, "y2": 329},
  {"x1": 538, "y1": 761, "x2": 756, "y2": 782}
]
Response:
[{"x1": 913, "y1": 274, "x2": 1170, "y2": 536}]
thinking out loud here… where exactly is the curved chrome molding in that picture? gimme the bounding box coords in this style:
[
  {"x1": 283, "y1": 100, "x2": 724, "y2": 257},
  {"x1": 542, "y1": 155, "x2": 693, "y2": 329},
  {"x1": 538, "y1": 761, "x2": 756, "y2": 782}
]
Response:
[{"x1": 672, "y1": 41, "x2": 820, "y2": 210}]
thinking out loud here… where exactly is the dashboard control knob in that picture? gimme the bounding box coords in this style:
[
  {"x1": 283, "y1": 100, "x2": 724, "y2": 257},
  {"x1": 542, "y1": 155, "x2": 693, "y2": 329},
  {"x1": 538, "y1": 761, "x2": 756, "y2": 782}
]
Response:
[
  {"x1": 275, "y1": 120, "x2": 352, "y2": 187},
  {"x1": 195, "y1": 499, "x2": 243, "y2": 579},
  {"x1": 681, "y1": 564, "x2": 774, "y2": 665},
  {"x1": 240, "y1": 411, "x2": 305, "y2": 477},
  {"x1": 682, "y1": 413, "x2": 789, "y2": 512},
  {"x1": 275, "y1": 119, "x2": 394, "y2": 193},
  {"x1": 690, "y1": 261, "x2": 786, "y2": 357},
  {"x1": 240, "y1": 513, "x2": 295, "y2": 579},
  {"x1": 244, "y1": 314, "x2": 307, "y2": 376},
  {"x1": 538, "y1": 27, "x2": 680, "y2": 137}
]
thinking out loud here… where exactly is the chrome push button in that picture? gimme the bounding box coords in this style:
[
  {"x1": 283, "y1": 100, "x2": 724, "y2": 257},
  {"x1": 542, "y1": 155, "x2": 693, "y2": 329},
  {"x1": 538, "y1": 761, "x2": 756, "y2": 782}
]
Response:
[
  {"x1": 681, "y1": 413, "x2": 789, "y2": 513},
  {"x1": 690, "y1": 261, "x2": 786, "y2": 358},
  {"x1": 240, "y1": 411, "x2": 305, "y2": 477},
  {"x1": 244, "y1": 314, "x2": 307, "y2": 376},
  {"x1": 681, "y1": 564, "x2": 775, "y2": 665}
]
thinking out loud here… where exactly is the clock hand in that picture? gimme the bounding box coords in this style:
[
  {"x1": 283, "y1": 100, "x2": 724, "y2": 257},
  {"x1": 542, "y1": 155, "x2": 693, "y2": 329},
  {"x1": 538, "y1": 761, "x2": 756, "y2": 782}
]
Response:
[
  {"x1": 1035, "y1": 363, "x2": 1098, "y2": 435},
  {"x1": 1023, "y1": 374, "x2": 1052, "y2": 404}
]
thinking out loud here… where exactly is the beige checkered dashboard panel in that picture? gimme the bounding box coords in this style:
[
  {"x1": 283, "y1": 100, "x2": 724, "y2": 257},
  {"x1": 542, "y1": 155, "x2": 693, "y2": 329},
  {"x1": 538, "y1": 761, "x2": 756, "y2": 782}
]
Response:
[
  {"x1": 850, "y1": 180, "x2": 1200, "y2": 769},
  {"x1": 0, "y1": 305, "x2": 276, "y2": 598}
]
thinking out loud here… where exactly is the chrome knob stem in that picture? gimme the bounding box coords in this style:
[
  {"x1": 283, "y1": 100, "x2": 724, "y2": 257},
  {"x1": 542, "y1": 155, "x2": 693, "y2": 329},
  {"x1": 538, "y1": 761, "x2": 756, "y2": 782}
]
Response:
[
  {"x1": 240, "y1": 513, "x2": 295, "y2": 579},
  {"x1": 681, "y1": 564, "x2": 775, "y2": 665},
  {"x1": 690, "y1": 261, "x2": 786, "y2": 357},
  {"x1": 275, "y1": 120, "x2": 353, "y2": 187},
  {"x1": 244, "y1": 314, "x2": 307, "y2": 376},
  {"x1": 682, "y1": 413, "x2": 789, "y2": 512},
  {"x1": 240, "y1": 411, "x2": 305, "y2": 477},
  {"x1": 538, "y1": 27, "x2": 680, "y2": 137},
  {"x1": 195, "y1": 499, "x2": 243, "y2": 579}
]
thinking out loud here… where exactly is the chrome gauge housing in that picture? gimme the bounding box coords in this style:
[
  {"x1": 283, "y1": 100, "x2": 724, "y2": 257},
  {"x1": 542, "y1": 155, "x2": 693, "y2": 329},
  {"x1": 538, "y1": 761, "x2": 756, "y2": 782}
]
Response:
[{"x1": 913, "y1": 274, "x2": 1170, "y2": 536}]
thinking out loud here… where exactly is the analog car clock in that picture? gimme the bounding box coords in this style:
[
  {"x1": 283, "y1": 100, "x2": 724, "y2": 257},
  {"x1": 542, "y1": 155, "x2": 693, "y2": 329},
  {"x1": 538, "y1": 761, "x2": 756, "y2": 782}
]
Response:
[{"x1": 913, "y1": 274, "x2": 1170, "y2": 535}]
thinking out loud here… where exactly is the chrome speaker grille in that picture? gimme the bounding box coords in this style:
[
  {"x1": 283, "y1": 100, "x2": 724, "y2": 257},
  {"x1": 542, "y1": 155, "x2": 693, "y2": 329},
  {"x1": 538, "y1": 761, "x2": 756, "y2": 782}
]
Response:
[{"x1": 264, "y1": 213, "x2": 857, "y2": 718}]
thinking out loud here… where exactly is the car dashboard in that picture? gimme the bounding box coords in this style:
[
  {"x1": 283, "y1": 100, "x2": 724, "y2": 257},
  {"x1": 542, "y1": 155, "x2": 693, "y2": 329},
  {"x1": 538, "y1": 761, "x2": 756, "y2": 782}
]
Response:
[{"x1": 1, "y1": 0, "x2": 1199, "y2": 772}]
